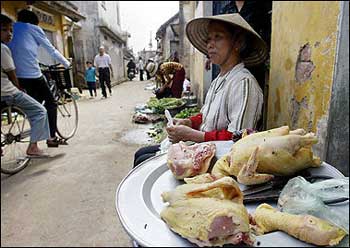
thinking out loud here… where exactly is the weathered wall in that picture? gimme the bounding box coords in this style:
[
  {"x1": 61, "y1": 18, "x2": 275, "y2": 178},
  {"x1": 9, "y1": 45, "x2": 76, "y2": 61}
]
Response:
[
  {"x1": 325, "y1": 1, "x2": 349, "y2": 176},
  {"x1": 1, "y1": 1, "x2": 66, "y2": 57},
  {"x1": 161, "y1": 17, "x2": 179, "y2": 61},
  {"x1": 72, "y1": 1, "x2": 126, "y2": 84},
  {"x1": 179, "y1": 1, "x2": 195, "y2": 78},
  {"x1": 189, "y1": 1, "x2": 212, "y2": 106},
  {"x1": 268, "y1": 2, "x2": 341, "y2": 160}
]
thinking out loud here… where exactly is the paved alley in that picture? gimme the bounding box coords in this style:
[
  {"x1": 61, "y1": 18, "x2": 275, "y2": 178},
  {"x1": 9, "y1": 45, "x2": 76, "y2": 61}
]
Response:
[{"x1": 1, "y1": 80, "x2": 154, "y2": 246}]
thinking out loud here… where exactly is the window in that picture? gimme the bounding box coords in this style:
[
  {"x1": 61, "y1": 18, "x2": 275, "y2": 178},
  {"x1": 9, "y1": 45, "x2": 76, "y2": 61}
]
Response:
[{"x1": 104, "y1": 35, "x2": 108, "y2": 41}]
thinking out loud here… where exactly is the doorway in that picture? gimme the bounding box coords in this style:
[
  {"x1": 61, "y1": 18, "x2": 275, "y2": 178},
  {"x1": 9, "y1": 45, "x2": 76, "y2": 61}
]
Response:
[{"x1": 212, "y1": 1, "x2": 273, "y2": 130}]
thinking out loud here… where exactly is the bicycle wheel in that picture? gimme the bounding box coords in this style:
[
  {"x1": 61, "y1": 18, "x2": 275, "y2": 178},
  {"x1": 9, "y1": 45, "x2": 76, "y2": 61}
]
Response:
[
  {"x1": 1, "y1": 106, "x2": 31, "y2": 174},
  {"x1": 56, "y1": 91, "x2": 78, "y2": 139}
]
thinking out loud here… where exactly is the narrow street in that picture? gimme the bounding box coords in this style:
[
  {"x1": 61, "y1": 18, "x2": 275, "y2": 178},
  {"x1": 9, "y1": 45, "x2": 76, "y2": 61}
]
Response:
[{"x1": 1, "y1": 79, "x2": 154, "y2": 246}]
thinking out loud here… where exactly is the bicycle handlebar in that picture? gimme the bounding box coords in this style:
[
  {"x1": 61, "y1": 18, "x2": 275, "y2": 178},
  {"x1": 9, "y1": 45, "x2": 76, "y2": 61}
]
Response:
[{"x1": 39, "y1": 62, "x2": 72, "y2": 71}]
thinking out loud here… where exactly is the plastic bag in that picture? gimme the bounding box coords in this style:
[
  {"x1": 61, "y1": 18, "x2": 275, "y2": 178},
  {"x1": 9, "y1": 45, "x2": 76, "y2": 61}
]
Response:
[
  {"x1": 278, "y1": 176, "x2": 349, "y2": 233},
  {"x1": 159, "y1": 137, "x2": 171, "y2": 154},
  {"x1": 157, "y1": 110, "x2": 173, "y2": 154}
]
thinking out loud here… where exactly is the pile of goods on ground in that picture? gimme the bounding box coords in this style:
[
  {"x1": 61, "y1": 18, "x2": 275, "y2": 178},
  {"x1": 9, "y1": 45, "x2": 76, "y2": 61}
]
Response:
[
  {"x1": 147, "y1": 97, "x2": 185, "y2": 114},
  {"x1": 174, "y1": 107, "x2": 200, "y2": 119},
  {"x1": 147, "y1": 122, "x2": 167, "y2": 143}
]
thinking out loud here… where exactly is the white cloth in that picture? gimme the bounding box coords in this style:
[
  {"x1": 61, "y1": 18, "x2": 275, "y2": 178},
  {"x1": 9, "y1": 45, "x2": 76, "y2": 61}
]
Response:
[
  {"x1": 94, "y1": 53, "x2": 112, "y2": 68},
  {"x1": 183, "y1": 78, "x2": 191, "y2": 92},
  {"x1": 138, "y1": 59, "x2": 144, "y2": 70},
  {"x1": 1, "y1": 44, "x2": 20, "y2": 96},
  {"x1": 200, "y1": 63, "x2": 263, "y2": 132}
]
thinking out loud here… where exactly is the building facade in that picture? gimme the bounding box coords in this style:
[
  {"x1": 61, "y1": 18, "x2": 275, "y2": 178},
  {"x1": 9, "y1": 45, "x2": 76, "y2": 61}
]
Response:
[
  {"x1": 1, "y1": 1, "x2": 85, "y2": 87},
  {"x1": 72, "y1": 1, "x2": 130, "y2": 87},
  {"x1": 155, "y1": 12, "x2": 180, "y2": 63}
]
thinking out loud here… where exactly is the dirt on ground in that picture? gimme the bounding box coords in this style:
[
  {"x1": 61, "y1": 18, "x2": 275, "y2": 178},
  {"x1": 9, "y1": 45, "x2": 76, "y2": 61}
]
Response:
[{"x1": 1, "y1": 79, "x2": 155, "y2": 246}]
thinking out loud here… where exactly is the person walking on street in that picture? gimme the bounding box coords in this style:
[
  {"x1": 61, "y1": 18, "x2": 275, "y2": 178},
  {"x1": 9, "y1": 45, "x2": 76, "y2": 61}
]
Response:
[
  {"x1": 8, "y1": 9, "x2": 70, "y2": 147},
  {"x1": 94, "y1": 46, "x2": 114, "y2": 98},
  {"x1": 85, "y1": 61, "x2": 97, "y2": 98},
  {"x1": 138, "y1": 57, "x2": 144, "y2": 81}
]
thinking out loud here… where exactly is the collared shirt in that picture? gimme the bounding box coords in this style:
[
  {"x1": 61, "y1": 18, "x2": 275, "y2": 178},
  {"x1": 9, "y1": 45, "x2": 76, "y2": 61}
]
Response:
[
  {"x1": 200, "y1": 62, "x2": 263, "y2": 132},
  {"x1": 94, "y1": 54, "x2": 111, "y2": 69},
  {"x1": 1, "y1": 43, "x2": 20, "y2": 96},
  {"x1": 85, "y1": 67, "x2": 96, "y2": 82},
  {"x1": 8, "y1": 22, "x2": 70, "y2": 79}
]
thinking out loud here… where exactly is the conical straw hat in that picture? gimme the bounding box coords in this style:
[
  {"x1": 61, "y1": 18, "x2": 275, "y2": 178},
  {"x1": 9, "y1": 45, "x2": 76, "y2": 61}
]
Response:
[{"x1": 186, "y1": 13, "x2": 268, "y2": 67}]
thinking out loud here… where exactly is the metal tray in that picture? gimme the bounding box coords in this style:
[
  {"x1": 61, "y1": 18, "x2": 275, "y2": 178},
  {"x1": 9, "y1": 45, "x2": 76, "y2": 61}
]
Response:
[{"x1": 116, "y1": 141, "x2": 348, "y2": 247}]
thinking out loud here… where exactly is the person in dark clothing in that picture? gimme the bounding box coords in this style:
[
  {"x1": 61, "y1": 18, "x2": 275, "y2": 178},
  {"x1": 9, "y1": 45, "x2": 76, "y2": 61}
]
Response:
[{"x1": 126, "y1": 59, "x2": 136, "y2": 75}]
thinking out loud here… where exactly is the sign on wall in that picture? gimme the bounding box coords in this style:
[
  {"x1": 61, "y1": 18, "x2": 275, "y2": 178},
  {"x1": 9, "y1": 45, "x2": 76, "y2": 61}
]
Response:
[{"x1": 31, "y1": 6, "x2": 55, "y2": 26}]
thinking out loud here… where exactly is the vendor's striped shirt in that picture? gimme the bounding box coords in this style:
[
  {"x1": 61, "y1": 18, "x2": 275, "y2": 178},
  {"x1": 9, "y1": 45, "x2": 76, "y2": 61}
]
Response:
[{"x1": 200, "y1": 62, "x2": 263, "y2": 132}]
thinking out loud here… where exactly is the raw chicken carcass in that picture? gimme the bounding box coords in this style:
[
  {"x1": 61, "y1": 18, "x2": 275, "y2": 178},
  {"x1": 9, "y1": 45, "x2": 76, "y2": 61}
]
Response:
[
  {"x1": 167, "y1": 141, "x2": 216, "y2": 179},
  {"x1": 211, "y1": 126, "x2": 321, "y2": 185},
  {"x1": 253, "y1": 203, "x2": 347, "y2": 246},
  {"x1": 160, "y1": 177, "x2": 254, "y2": 246}
]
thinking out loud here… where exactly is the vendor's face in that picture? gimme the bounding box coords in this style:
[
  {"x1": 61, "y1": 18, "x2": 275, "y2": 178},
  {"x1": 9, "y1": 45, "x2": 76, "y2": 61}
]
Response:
[
  {"x1": 1, "y1": 23, "x2": 13, "y2": 43},
  {"x1": 206, "y1": 22, "x2": 234, "y2": 65}
]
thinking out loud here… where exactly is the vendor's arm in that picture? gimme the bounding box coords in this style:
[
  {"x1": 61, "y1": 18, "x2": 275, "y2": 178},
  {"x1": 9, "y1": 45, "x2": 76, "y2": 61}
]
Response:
[{"x1": 166, "y1": 125, "x2": 205, "y2": 143}]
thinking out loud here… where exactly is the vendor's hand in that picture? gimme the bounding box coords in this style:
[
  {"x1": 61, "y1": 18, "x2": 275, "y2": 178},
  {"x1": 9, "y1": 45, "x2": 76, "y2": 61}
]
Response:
[
  {"x1": 173, "y1": 118, "x2": 191, "y2": 127},
  {"x1": 166, "y1": 125, "x2": 204, "y2": 143}
]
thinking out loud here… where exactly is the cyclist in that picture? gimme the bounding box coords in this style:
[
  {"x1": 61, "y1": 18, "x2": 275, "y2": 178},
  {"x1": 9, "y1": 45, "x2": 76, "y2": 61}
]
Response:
[
  {"x1": 8, "y1": 9, "x2": 71, "y2": 147},
  {"x1": 1, "y1": 14, "x2": 50, "y2": 157}
]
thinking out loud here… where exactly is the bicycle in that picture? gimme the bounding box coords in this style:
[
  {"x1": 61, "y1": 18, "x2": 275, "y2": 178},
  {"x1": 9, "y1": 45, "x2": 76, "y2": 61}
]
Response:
[{"x1": 1, "y1": 63, "x2": 79, "y2": 175}]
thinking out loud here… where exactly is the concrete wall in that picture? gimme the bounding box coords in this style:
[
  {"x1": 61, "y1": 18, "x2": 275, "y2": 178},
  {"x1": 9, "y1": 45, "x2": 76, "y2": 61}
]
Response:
[
  {"x1": 179, "y1": 1, "x2": 195, "y2": 78},
  {"x1": 72, "y1": 1, "x2": 126, "y2": 85},
  {"x1": 1, "y1": 1, "x2": 66, "y2": 58},
  {"x1": 97, "y1": 1, "x2": 122, "y2": 35},
  {"x1": 188, "y1": 1, "x2": 212, "y2": 106},
  {"x1": 267, "y1": 2, "x2": 341, "y2": 161},
  {"x1": 160, "y1": 17, "x2": 180, "y2": 61},
  {"x1": 325, "y1": 1, "x2": 349, "y2": 176}
]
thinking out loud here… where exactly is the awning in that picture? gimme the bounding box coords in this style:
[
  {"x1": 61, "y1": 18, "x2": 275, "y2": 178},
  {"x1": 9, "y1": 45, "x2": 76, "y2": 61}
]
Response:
[
  {"x1": 32, "y1": 1, "x2": 85, "y2": 22},
  {"x1": 98, "y1": 25, "x2": 126, "y2": 44}
]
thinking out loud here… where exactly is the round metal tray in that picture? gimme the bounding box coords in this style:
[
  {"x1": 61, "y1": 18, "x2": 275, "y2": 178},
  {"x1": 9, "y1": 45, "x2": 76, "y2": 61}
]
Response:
[{"x1": 116, "y1": 141, "x2": 348, "y2": 247}]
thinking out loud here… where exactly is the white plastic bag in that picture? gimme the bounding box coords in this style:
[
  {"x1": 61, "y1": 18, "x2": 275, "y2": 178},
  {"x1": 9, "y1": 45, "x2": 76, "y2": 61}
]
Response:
[
  {"x1": 278, "y1": 176, "x2": 349, "y2": 233},
  {"x1": 158, "y1": 110, "x2": 173, "y2": 154}
]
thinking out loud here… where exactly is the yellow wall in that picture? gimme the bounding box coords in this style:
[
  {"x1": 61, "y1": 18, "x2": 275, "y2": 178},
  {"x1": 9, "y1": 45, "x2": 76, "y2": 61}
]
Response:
[
  {"x1": 268, "y1": 1, "x2": 340, "y2": 132},
  {"x1": 1, "y1": 1, "x2": 67, "y2": 56}
]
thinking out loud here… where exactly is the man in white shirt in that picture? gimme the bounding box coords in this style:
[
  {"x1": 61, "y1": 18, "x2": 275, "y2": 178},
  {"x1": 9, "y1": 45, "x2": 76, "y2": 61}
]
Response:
[{"x1": 94, "y1": 46, "x2": 114, "y2": 98}]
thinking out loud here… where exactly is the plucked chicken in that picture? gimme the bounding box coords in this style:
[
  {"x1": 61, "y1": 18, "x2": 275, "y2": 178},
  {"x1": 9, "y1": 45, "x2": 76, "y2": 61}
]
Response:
[
  {"x1": 211, "y1": 126, "x2": 321, "y2": 185},
  {"x1": 253, "y1": 203, "x2": 347, "y2": 246},
  {"x1": 167, "y1": 141, "x2": 216, "y2": 179},
  {"x1": 160, "y1": 177, "x2": 254, "y2": 246}
]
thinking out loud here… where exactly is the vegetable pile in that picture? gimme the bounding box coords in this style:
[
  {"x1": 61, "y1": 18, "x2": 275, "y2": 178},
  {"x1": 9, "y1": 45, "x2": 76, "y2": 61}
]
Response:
[
  {"x1": 147, "y1": 97, "x2": 185, "y2": 114},
  {"x1": 175, "y1": 107, "x2": 200, "y2": 119}
]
